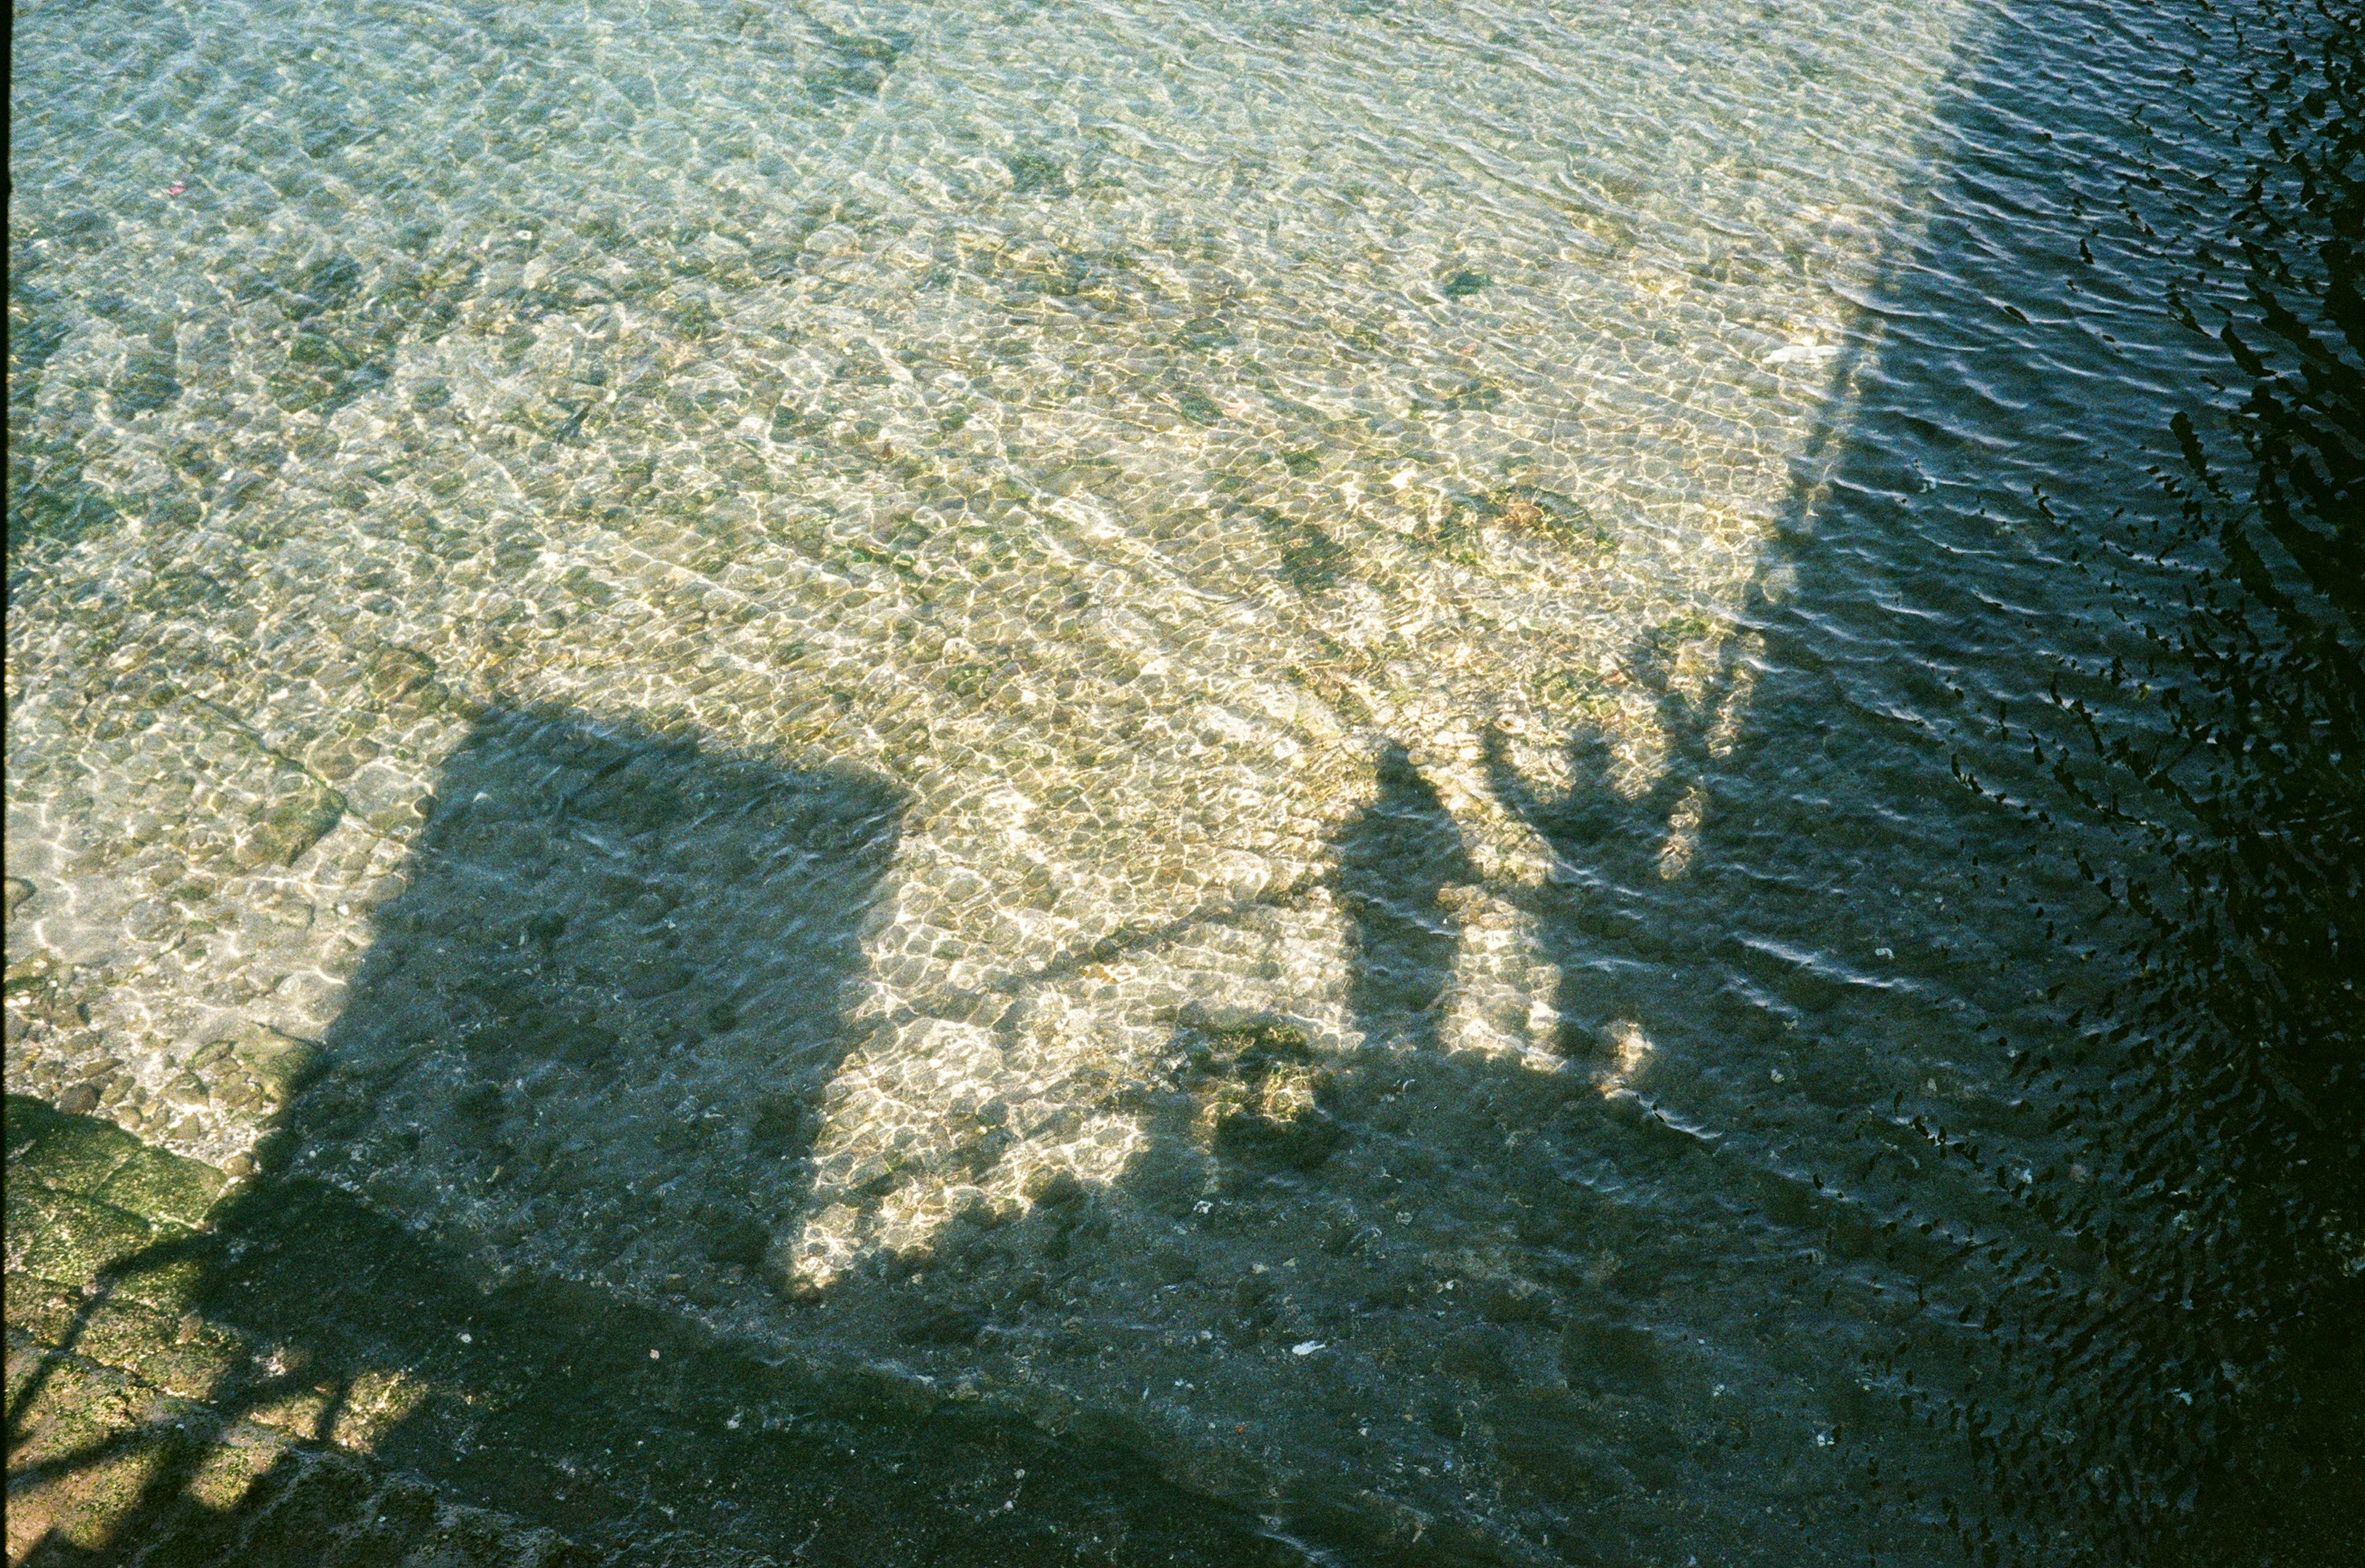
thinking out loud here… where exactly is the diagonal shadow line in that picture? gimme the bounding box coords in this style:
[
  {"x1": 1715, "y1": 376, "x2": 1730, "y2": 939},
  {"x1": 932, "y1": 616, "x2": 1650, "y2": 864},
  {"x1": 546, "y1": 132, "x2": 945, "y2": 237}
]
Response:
[
  {"x1": 6, "y1": 1194, "x2": 323, "y2": 1474},
  {"x1": 5, "y1": 1373, "x2": 354, "y2": 1566},
  {"x1": 919, "y1": 873, "x2": 1330, "y2": 1022},
  {"x1": 7, "y1": 1416, "x2": 193, "y2": 1493},
  {"x1": 5, "y1": 1224, "x2": 217, "y2": 1452},
  {"x1": 5, "y1": 1306, "x2": 104, "y2": 1453},
  {"x1": 8, "y1": 1334, "x2": 350, "y2": 1489}
]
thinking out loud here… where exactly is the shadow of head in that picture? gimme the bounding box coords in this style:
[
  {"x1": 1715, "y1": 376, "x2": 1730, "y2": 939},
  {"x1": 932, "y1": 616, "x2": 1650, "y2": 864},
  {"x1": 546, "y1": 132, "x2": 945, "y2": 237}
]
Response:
[{"x1": 286, "y1": 706, "x2": 906, "y2": 1291}]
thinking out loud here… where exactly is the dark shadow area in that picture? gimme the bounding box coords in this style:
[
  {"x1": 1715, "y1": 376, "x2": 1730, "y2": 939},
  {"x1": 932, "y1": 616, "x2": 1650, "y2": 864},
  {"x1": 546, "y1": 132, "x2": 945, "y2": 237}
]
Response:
[
  {"x1": 1896, "y1": 2, "x2": 2365, "y2": 1562},
  {"x1": 1465, "y1": 3, "x2": 2364, "y2": 1564},
  {"x1": 6, "y1": 1091, "x2": 1324, "y2": 1567},
  {"x1": 286, "y1": 705, "x2": 905, "y2": 1289},
  {"x1": 1308, "y1": 4, "x2": 2363, "y2": 1562},
  {"x1": 6, "y1": 674, "x2": 1954, "y2": 1568},
  {"x1": 4, "y1": 710, "x2": 1354, "y2": 1566},
  {"x1": 1337, "y1": 742, "x2": 1477, "y2": 1056}
]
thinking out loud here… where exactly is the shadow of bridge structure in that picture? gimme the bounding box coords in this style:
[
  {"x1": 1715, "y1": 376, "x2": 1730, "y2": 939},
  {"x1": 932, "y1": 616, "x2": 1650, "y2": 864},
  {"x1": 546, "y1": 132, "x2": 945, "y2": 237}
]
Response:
[{"x1": 5, "y1": 624, "x2": 2021, "y2": 1568}]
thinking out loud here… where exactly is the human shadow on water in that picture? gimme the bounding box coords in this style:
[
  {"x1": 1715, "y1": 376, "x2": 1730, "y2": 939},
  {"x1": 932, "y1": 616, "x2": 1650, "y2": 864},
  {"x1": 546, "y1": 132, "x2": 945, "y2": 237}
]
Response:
[
  {"x1": 1336, "y1": 742, "x2": 1479, "y2": 1056},
  {"x1": 3, "y1": 708, "x2": 1325, "y2": 1566},
  {"x1": 7, "y1": 687, "x2": 1997, "y2": 1568},
  {"x1": 6, "y1": 691, "x2": 1939, "y2": 1568},
  {"x1": 1478, "y1": 628, "x2": 1748, "y2": 1068}
]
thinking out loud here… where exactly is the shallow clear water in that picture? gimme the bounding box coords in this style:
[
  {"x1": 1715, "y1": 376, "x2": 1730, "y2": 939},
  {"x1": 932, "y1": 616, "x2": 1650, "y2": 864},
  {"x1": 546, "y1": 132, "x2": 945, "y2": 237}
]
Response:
[{"x1": 5, "y1": 0, "x2": 2281, "y2": 1560}]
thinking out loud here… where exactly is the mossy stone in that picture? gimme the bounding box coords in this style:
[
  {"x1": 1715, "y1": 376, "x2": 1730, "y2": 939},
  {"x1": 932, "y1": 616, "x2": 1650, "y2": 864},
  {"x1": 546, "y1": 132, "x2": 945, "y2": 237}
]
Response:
[
  {"x1": 95, "y1": 1144, "x2": 226, "y2": 1229},
  {"x1": 108, "y1": 1247, "x2": 213, "y2": 1316},
  {"x1": 14, "y1": 1104, "x2": 142, "y2": 1195},
  {"x1": 17, "y1": 1192, "x2": 157, "y2": 1287},
  {"x1": 1176, "y1": 389, "x2": 1224, "y2": 426},
  {"x1": 227, "y1": 1024, "x2": 324, "y2": 1102},
  {"x1": 1275, "y1": 523, "x2": 1348, "y2": 592},
  {"x1": 4, "y1": 1267, "x2": 78, "y2": 1343},
  {"x1": 64, "y1": 1298, "x2": 183, "y2": 1371},
  {"x1": 248, "y1": 781, "x2": 346, "y2": 867},
  {"x1": 7, "y1": 1180, "x2": 67, "y2": 1263}
]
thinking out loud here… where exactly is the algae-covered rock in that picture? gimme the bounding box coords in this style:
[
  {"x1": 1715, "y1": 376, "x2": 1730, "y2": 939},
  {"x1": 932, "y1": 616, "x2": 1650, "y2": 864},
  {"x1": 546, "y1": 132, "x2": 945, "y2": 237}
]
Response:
[
  {"x1": 94, "y1": 1144, "x2": 226, "y2": 1229},
  {"x1": 8, "y1": 1097, "x2": 142, "y2": 1194},
  {"x1": 16, "y1": 1191, "x2": 158, "y2": 1285}
]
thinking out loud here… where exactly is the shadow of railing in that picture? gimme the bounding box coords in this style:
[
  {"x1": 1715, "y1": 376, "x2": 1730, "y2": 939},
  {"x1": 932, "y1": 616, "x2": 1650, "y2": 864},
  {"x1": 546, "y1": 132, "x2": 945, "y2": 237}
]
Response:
[
  {"x1": 5, "y1": 699, "x2": 1364, "y2": 1566},
  {"x1": 5, "y1": 1088, "x2": 1332, "y2": 1566}
]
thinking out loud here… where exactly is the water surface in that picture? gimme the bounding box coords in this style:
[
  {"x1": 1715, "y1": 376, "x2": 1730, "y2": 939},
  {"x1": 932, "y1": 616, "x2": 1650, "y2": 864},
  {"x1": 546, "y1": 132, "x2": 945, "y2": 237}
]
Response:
[{"x1": 6, "y1": 0, "x2": 2287, "y2": 1560}]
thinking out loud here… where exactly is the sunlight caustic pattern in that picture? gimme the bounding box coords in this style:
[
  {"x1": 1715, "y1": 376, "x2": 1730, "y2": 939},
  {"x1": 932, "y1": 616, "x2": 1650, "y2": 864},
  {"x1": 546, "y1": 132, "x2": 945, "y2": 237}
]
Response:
[
  {"x1": 10, "y1": 0, "x2": 1984, "y2": 1549},
  {"x1": 14, "y1": 0, "x2": 1970, "y2": 1229}
]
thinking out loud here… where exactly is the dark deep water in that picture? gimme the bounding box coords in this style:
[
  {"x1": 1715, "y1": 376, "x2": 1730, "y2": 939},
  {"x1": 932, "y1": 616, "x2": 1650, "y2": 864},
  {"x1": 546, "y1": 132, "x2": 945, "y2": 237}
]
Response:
[{"x1": 7, "y1": 0, "x2": 2361, "y2": 1563}]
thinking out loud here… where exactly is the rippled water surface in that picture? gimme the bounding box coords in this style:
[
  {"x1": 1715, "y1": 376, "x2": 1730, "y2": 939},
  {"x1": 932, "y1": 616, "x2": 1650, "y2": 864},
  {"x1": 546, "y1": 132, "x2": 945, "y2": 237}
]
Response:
[{"x1": 7, "y1": 0, "x2": 2298, "y2": 1561}]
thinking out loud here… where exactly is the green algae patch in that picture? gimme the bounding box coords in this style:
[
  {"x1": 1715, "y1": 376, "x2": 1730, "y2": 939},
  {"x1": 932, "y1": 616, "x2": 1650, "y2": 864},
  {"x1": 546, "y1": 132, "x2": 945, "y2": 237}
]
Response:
[
  {"x1": 9, "y1": 1097, "x2": 144, "y2": 1195},
  {"x1": 15, "y1": 1192, "x2": 158, "y2": 1286},
  {"x1": 246, "y1": 775, "x2": 347, "y2": 868},
  {"x1": 7, "y1": 1095, "x2": 228, "y2": 1295},
  {"x1": 97, "y1": 1145, "x2": 227, "y2": 1229},
  {"x1": 1176, "y1": 388, "x2": 1226, "y2": 426},
  {"x1": 100, "y1": 1240, "x2": 214, "y2": 1317},
  {"x1": 229, "y1": 1025, "x2": 325, "y2": 1108}
]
